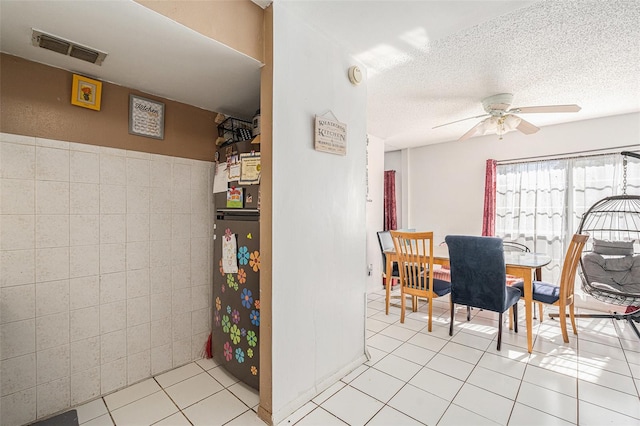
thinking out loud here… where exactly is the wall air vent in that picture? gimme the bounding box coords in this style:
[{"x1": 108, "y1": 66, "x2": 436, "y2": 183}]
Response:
[{"x1": 31, "y1": 29, "x2": 107, "y2": 66}]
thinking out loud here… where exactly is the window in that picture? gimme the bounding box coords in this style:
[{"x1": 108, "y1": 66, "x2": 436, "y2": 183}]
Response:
[{"x1": 496, "y1": 153, "x2": 640, "y2": 288}]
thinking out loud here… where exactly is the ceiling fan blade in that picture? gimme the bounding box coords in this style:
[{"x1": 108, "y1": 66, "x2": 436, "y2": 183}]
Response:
[
  {"x1": 432, "y1": 113, "x2": 489, "y2": 129},
  {"x1": 508, "y1": 104, "x2": 581, "y2": 114},
  {"x1": 458, "y1": 121, "x2": 484, "y2": 141},
  {"x1": 515, "y1": 117, "x2": 540, "y2": 135}
]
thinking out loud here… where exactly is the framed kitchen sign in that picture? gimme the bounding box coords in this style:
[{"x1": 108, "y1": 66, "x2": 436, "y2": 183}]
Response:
[
  {"x1": 71, "y1": 74, "x2": 102, "y2": 111},
  {"x1": 314, "y1": 111, "x2": 347, "y2": 155},
  {"x1": 129, "y1": 94, "x2": 165, "y2": 140}
]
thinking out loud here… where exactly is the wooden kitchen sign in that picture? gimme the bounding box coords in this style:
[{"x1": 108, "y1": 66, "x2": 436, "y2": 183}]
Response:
[{"x1": 314, "y1": 113, "x2": 347, "y2": 156}]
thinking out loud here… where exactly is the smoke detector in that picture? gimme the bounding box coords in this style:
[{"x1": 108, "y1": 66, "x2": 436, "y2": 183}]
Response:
[{"x1": 31, "y1": 29, "x2": 107, "y2": 66}]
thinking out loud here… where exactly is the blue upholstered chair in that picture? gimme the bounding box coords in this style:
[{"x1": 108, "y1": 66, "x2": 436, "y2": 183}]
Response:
[
  {"x1": 445, "y1": 235, "x2": 522, "y2": 350},
  {"x1": 377, "y1": 231, "x2": 400, "y2": 287},
  {"x1": 378, "y1": 231, "x2": 402, "y2": 315}
]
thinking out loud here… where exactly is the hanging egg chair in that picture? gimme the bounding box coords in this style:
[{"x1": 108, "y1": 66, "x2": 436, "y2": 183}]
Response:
[{"x1": 573, "y1": 151, "x2": 640, "y2": 338}]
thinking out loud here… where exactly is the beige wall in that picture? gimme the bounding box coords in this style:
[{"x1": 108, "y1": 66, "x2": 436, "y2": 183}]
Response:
[
  {"x1": 0, "y1": 54, "x2": 219, "y2": 162},
  {"x1": 137, "y1": 0, "x2": 264, "y2": 62}
]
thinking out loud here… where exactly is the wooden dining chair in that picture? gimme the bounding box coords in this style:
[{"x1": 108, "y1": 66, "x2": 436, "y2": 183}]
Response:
[
  {"x1": 390, "y1": 231, "x2": 452, "y2": 332},
  {"x1": 512, "y1": 234, "x2": 589, "y2": 343},
  {"x1": 445, "y1": 235, "x2": 521, "y2": 350}
]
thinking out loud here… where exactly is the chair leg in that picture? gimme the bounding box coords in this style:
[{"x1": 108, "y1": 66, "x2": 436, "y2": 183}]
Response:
[
  {"x1": 508, "y1": 306, "x2": 513, "y2": 331},
  {"x1": 428, "y1": 295, "x2": 433, "y2": 332},
  {"x1": 497, "y1": 312, "x2": 503, "y2": 351},
  {"x1": 559, "y1": 304, "x2": 569, "y2": 343},
  {"x1": 538, "y1": 303, "x2": 544, "y2": 322},
  {"x1": 466, "y1": 306, "x2": 471, "y2": 321},
  {"x1": 513, "y1": 304, "x2": 518, "y2": 333},
  {"x1": 413, "y1": 295, "x2": 418, "y2": 312},
  {"x1": 385, "y1": 276, "x2": 390, "y2": 315},
  {"x1": 400, "y1": 289, "x2": 406, "y2": 324},
  {"x1": 569, "y1": 303, "x2": 578, "y2": 336},
  {"x1": 449, "y1": 301, "x2": 455, "y2": 336}
]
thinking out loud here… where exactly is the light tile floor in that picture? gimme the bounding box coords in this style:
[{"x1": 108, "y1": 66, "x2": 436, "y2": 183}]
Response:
[{"x1": 71, "y1": 288, "x2": 639, "y2": 425}]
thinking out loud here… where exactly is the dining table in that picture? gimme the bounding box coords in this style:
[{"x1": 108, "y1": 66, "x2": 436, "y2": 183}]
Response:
[{"x1": 384, "y1": 245, "x2": 552, "y2": 354}]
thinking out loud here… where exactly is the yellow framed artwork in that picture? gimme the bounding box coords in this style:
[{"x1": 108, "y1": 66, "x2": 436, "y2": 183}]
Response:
[{"x1": 71, "y1": 74, "x2": 102, "y2": 111}]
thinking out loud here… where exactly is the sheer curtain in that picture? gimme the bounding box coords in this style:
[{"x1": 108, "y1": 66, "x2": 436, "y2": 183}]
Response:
[
  {"x1": 496, "y1": 160, "x2": 568, "y2": 282},
  {"x1": 570, "y1": 153, "x2": 639, "y2": 233},
  {"x1": 496, "y1": 153, "x2": 640, "y2": 301}
]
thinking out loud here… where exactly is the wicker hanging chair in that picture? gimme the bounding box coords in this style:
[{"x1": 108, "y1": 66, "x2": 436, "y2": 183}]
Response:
[{"x1": 572, "y1": 151, "x2": 640, "y2": 338}]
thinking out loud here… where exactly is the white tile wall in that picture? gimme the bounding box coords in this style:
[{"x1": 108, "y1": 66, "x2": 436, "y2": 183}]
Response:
[{"x1": 0, "y1": 133, "x2": 213, "y2": 424}]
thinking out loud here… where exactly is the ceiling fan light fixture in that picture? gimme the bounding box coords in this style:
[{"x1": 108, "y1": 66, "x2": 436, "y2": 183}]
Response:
[
  {"x1": 480, "y1": 114, "x2": 521, "y2": 140},
  {"x1": 438, "y1": 93, "x2": 580, "y2": 142}
]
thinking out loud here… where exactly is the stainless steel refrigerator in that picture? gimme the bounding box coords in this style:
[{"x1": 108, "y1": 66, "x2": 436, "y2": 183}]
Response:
[{"x1": 212, "y1": 140, "x2": 260, "y2": 390}]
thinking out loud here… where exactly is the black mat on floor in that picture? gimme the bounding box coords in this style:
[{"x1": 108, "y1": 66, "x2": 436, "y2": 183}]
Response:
[{"x1": 31, "y1": 410, "x2": 78, "y2": 426}]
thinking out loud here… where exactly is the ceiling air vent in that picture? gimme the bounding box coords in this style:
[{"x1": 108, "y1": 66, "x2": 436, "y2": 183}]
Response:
[{"x1": 31, "y1": 29, "x2": 107, "y2": 66}]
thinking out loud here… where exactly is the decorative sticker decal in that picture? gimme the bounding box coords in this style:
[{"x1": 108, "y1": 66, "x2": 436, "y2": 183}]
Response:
[
  {"x1": 247, "y1": 330, "x2": 257, "y2": 347},
  {"x1": 249, "y1": 251, "x2": 260, "y2": 272},
  {"x1": 227, "y1": 274, "x2": 238, "y2": 291},
  {"x1": 250, "y1": 310, "x2": 260, "y2": 326},
  {"x1": 224, "y1": 342, "x2": 233, "y2": 361},
  {"x1": 235, "y1": 348, "x2": 245, "y2": 363},
  {"x1": 238, "y1": 246, "x2": 250, "y2": 266},
  {"x1": 230, "y1": 325, "x2": 241, "y2": 344},
  {"x1": 222, "y1": 315, "x2": 231, "y2": 333},
  {"x1": 237, "y1": 269, "x2": 246, "y2": 284},
  {"x1": 241, "y1": 289, "x2": 254, "y2": 309}
]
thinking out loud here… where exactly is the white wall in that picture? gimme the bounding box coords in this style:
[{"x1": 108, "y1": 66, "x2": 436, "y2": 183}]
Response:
[
  {"x1": 270, "y1": 2, "x2": 368, "y2": 422},
  {"x1": 366, "y1": 135, "x2": 384, "y2": 293},
  {"x1": 0, "y1": 133, "x2": 213, "y2": 425},
  {"x1": 403, "y1": 113, "x2": 640, "y2": 245}
]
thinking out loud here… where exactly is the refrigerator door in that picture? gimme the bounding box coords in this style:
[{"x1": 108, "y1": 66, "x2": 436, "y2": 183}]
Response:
[{"x1": 212, "y1": 214, "x2": 260, "y2": 390}]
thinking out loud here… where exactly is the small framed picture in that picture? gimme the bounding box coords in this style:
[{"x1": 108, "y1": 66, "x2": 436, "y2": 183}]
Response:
[
  {"x1": 71, "y1": 74, "x2": 102, "y2": 111},
  {"x1": 129, "y1": 94, "x2": 165, "y2": 140}
]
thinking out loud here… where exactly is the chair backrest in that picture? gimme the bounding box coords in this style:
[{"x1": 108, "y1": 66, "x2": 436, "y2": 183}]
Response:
[
  {"x1": 503, "y1": 241, "x2": 531, "y2": 252},
  {"x1": 445, "y1": 235, "x2": 507, "y2": 312},
  {"x1": 377, "y1": 231, "x2": 394, "y2": 252},
  {"x1": 390, "y1": 231, "x2": 434, "y2": 295},
  {"x1": 377, "y1": 231, "x2": 394, "y2": 274},
  {"x1": 560, "y1": 234, "x2": 589, "y2": 304}
]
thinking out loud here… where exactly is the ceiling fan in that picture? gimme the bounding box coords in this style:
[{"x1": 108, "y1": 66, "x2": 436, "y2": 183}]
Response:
[{"x1": 433, "y1": 93, "x2": 581, "y2": 141}]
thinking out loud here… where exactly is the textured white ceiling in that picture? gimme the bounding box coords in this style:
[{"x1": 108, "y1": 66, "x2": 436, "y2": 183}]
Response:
[
  {"x1": 286, "y1": 0, "x2": 640, "y2": 151},
  {"x1": 1, "y1": 1, "x2": 639, "y2": 151}
]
